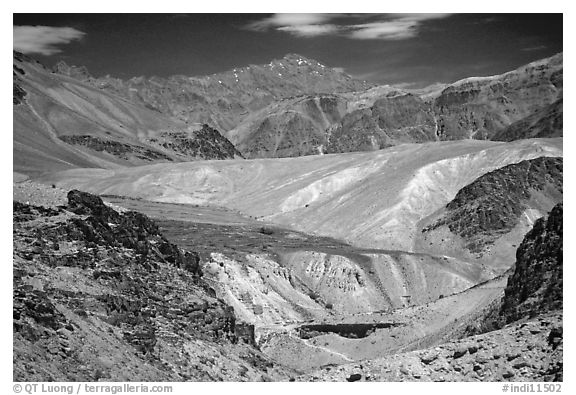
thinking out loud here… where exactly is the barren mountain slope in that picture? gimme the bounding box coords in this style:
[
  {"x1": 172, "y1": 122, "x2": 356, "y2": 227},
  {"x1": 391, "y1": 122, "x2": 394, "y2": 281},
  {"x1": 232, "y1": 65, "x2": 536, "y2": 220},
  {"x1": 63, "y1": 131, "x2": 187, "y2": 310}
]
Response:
[
  {"x1": 54, "y1": 53, "x2": 373, "y2": 133},
  {"x1": 492, "y1": 98, "x2": 563, "y2": 141},
  {"x1": 42, "y1": 138, "x2": 562, "y2": 255},
  {"x1": 416, "y1": 157, "x2": 562, "y2": 270},
  {"x1": 225, "y1": 86, "x2": 407, "y2": 158},
  {"x1": 13, "y1": 51, "x2": 241, "y2": 177},
  {"x1": 326, "y1": 93, "x2": 438, "y2": 153},
  {"x1": 41, "y1": 53, "x2": 563, "y2": 162},
  {"x1": 298, "y1": 204, "x2": 563, "y2": 381},
  {"x1": 224, "y1": 54, "x2": 562, "y2": 159},
  {"x1": 434, "y1": 53, "x2": 562, "y2": 140},
  {"x1": 322, "y1": 54, "x2": 562, "y2": 155},
  {"x1": 226, "y1": 94, "x2": 349, "y2": 158},
  {"x1": 13, "y1": 186, "x2": 292, "y2": 381}
]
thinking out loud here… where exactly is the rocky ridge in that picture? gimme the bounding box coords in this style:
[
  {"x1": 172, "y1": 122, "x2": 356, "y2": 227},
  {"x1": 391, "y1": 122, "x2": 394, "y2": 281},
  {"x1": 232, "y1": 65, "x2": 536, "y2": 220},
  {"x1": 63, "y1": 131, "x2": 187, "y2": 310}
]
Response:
[
  {"x1": 419, "y1": 157, "x2": 562, "y2": 262},
  {"x1": 500, "y1": 204, "x2": 563, "y2": 325},
  {"x1": 147, "y1": 124, "x2": 243, "y2": 160},
  {"x1": 13, "y1": 186, "x2": 290, "y2": 381}
]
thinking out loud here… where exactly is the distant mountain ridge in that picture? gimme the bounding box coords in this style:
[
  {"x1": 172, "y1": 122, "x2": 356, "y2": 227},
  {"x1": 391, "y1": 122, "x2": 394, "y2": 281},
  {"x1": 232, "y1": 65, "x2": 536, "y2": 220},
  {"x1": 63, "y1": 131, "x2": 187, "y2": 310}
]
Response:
[
  {"x1": 320, "y1": 54, "x2": 563, "y2": 156},
  {"x1": 18, "y1": 51, "x2": 564, "y2": 170},
  {"x1": 53, "y1": 53, "x2": 374, "y2": 133},
  {"x1": 13, "y1": 51, "x2": 242, "y2": 177},
  {"x1": 222, "y1": 53, "x2": 563, "y2": 158}
]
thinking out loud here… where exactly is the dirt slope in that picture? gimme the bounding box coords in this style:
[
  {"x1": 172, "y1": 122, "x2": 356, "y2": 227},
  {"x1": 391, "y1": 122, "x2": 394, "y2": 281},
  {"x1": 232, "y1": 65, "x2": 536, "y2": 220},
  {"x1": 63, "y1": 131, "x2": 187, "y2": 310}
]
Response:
[{"x1": 42, "y1": 138, "x2": 562, "y2": 256}]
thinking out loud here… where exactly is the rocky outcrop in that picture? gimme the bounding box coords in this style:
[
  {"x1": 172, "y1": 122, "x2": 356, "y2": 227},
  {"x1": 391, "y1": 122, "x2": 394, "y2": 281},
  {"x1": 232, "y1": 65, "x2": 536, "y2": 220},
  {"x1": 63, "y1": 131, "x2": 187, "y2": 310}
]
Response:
[
  {"x1": 464, "y1": 204, "x2": 563, "y2": 341},
  {"x1": 147, "y1": 124, "x2": 243, "y2": 160},
  {"x1": 500, "y1": 203, "x2": 563, "y2": 323},
  {"x1": 52, "y1": 60, "x2": 94, "y2": 82},
  {"x1": 64, "y1": 189, "x2": 201, "y2": 274},
  {"x1": 421, "y1": 157, "x2": 562, "y2": 256},
  {"x1": 13, "y1": 190, "x2": 282, "y2": 381},
  {"x1": 59, "y1": 135, "x2": 173, "y2": 162}
]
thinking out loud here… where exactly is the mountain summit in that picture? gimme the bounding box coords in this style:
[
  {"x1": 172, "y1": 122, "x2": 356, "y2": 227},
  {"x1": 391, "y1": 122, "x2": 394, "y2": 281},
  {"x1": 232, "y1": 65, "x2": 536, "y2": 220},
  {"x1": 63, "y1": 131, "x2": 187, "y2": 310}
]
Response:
[{"x1": 53, "y1": 53, "x2": 373, "y2": 132}]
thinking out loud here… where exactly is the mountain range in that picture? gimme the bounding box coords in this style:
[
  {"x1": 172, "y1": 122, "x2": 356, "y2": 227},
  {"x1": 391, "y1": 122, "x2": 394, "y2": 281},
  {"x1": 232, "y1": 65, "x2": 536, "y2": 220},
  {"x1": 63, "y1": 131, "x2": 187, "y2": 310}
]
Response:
[{"x1": 13, "y1": 49, "x2": 563, "y2": 382}]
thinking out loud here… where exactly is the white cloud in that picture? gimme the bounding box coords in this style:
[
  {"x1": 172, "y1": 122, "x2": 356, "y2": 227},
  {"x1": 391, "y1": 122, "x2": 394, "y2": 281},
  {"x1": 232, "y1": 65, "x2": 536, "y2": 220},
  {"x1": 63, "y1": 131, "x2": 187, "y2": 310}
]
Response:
[
  {"x1": 246, "y1": 13, "x2": 454, "y2": 40},
  {"x1": 13, "y1": 25, "x2": 85, "y2": 55},
  {"x1": 248, "y1": 13, "x2": 334, "y2": 31},
  {"x1": 521, "y1": 45, "x2": 548, "y2": 52},
  {"x1": 277, "y1": 24, "x2": 339, "y2": 37},
  {"x1": 348, "y1": 20, "x2": 420, "y2": 40}
]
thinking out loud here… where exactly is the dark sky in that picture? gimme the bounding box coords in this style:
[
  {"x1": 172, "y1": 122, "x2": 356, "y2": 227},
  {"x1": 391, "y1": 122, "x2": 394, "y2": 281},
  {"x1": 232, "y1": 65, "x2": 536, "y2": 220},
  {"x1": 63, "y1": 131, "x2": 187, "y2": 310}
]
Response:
[{"x1": 13, "y1": 13, "x2": 563, "y2": 88}]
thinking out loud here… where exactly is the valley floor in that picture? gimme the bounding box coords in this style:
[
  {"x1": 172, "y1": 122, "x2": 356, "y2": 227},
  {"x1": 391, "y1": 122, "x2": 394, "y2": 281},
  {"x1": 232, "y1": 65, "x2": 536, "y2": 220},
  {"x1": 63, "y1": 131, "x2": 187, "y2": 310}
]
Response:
[{"x1": 13, "y1": 164, "x2": 563, "y2": 381}]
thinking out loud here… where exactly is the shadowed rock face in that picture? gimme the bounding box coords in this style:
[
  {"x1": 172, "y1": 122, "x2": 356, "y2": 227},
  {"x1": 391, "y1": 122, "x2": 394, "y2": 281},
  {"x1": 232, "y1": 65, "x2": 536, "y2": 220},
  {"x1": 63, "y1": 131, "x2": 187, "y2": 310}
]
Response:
[
  {"x1": 421, "y1": 156, "x2": 562, "y2": 257},
  {"x1": 147, "y1": 124, "x2": 243, "y2": 160},
  {"x1": 326, "y1": 93, "x2": 437, "y2": 153},
  {"x1": 462, "y1": 204, "x2": 563, "y2": 366},
  {"x1": 67, "y1": 189, "x2": 202, "y2": 276},
  {"x1": 59, "y1": 135, "x2": 173, "y2": 162},
  {"x1": 492, "y1": 98, "x2": 563, "y2": 141},
  {"x1": 501, "y1": 203, "x2": 563, "y2": 323}
]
